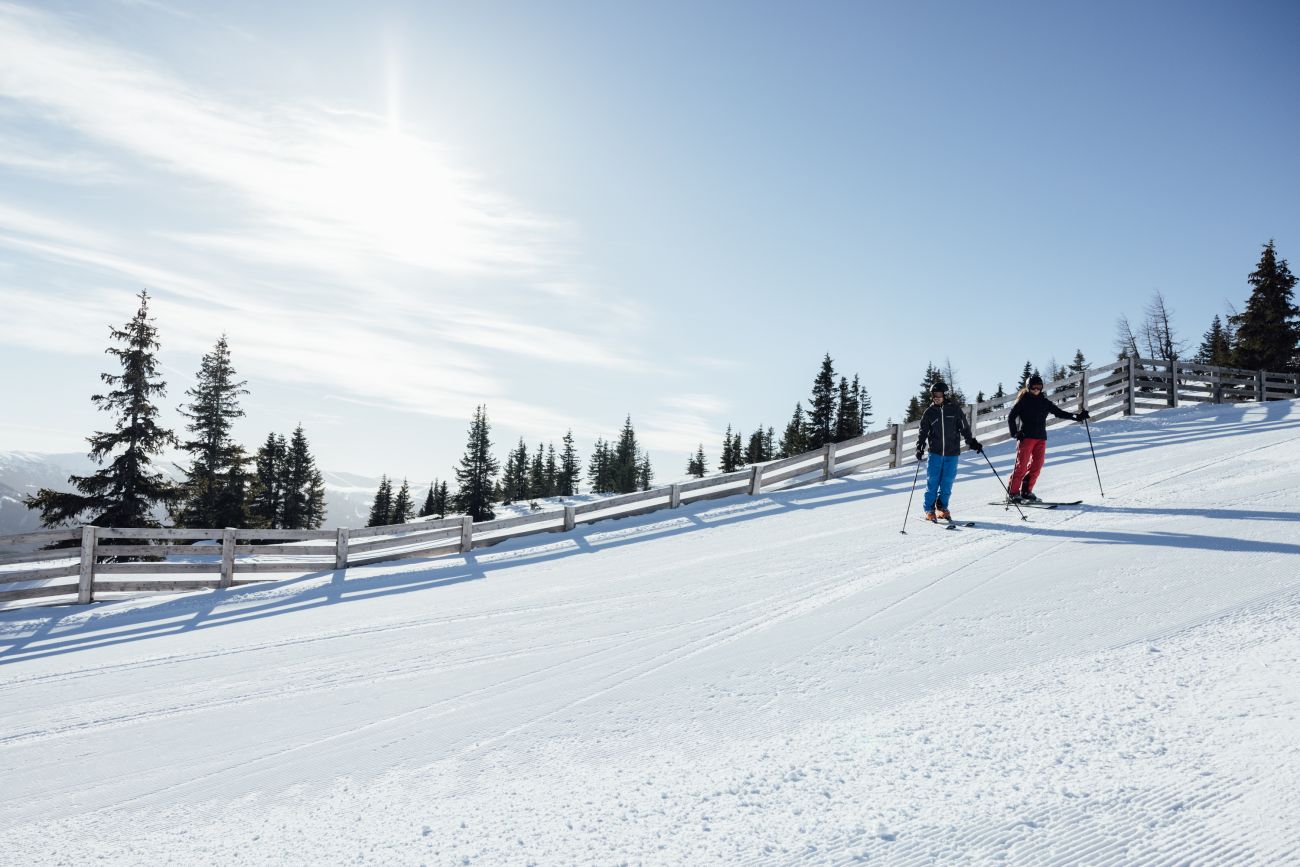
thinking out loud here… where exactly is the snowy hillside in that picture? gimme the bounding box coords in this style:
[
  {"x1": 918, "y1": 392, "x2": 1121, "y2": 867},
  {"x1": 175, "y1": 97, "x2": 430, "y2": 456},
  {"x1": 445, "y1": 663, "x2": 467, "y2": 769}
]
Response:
[{"x1": 1, "y1": 401, "x2": 1298, "y2": 864}]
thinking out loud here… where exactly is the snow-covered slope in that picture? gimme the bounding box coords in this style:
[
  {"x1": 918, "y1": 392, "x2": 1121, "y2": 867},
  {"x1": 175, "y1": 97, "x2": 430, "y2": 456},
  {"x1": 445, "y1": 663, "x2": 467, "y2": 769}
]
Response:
[{"x1": 1, "y1": 401, "x2": 1298, "y2": 864}]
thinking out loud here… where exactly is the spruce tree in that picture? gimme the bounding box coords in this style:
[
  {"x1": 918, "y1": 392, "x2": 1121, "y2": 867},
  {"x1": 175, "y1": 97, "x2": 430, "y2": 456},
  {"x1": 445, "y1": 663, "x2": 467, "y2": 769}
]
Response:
[
  {"x1": 544, "y1": 444, "x2": 558, "y2": 498},
  {"x1": 763, "y1": 426, "x2": 775, "y2": 461},
  {"x1": 746, "y1": 427, "x2": 765, "y2": 465},
  {"x1": 175, "y1": 335, "x2": 249, "y2": 528},
  {"x1": 854, "y1": 375, "x2": 872, "y2": 433},
  {"x1": 612, "y1": 416, "x2": 641, "y2": 494},
  {"x1": 432, "y1": 481, "x2": 450, "y2": 518},
  {"x1": 904, "y1": 363, "x2": 941, "y2": 423},
  {"x1": 778, "y1": 404, "x2": 808, "y2": 458},
  {"x1": 904, "y1": 396, "x2": 922, "y2": 424},
  {"x1": 26, "y1": 290, "x2": 178, "y2": 530},
  {"x1": 834, "y1": 377, "x2": 861, "y2": 441},
  {"x1": 587, "y1": 438, "x2": 612, "y2": 494},
  {"x1": 281, "y1": 425, "x2": 325, "y2": 529},
  {"x1": 248, "y1": 432, "x2": 287, "y2": 528},
  {"x1": 452, "y1": 406, "x2": 499, "y2": 521},
  {"x1": 807, "y1": 354, "x2": 837, "y2": 449},
  {"x1": 1017, "y1": 361, "x2": 1034, "y2": 390},
  {"x1": 419, "y1": 481, "x2": 437, "y2": 518},
  {"x1": 391, "y1": 478, "x2": 412, "y2": 525},
  {"x1": 1231, "y1": 240, "x2": 1300, "y2": 370},
  {"x1": 499, "y1": 438, "x2": 529, "y2": 505},
  {"x1": 559, "y1": 431, "x2": 581, "y2": 496},
  {"x1": 528, "y1": 443, "x2": 547, "y2": 500},
  {"x1": 637, "y1": 454, "x2": 654, "y2": 491},
  {"x1": 686, "y1": 443, "x2": 707, "y2": 478},
  {"x1": 303, "y1": 467, "x2": 326, "y2": 529},
  {"x1": 1196, "y1": 315, "x2": 1233, "y2": 366},
  {"x1": 720, "y1": 425, "x2": 738, "y2": 472}
]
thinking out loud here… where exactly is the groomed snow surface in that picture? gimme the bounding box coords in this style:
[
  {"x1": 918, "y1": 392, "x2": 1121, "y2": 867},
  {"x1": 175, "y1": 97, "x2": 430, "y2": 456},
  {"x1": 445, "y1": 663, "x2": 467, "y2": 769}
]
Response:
[{"x1": 2, "y1": 401, "x2": 1299, "y2": 865}]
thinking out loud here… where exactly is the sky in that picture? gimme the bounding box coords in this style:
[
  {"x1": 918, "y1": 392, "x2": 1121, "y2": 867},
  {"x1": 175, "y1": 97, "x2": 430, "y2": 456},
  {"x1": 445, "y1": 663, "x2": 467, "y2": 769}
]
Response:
[{"x1": 2, "y1": 0, "x2": 1298, "y2": 485}]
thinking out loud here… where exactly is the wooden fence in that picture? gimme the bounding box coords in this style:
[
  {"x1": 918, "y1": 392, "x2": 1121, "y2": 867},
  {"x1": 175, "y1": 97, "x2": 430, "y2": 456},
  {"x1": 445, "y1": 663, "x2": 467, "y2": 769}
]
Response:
[{"x1": 3, "y1": 357, "x2": 1297, "y2": 608}]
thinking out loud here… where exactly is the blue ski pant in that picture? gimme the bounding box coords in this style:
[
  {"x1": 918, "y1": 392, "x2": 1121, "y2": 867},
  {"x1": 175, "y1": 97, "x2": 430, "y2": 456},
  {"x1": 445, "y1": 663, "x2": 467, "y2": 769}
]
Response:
[{"x1": 924, "y1": 453, "x2": 959, "y2": 512}]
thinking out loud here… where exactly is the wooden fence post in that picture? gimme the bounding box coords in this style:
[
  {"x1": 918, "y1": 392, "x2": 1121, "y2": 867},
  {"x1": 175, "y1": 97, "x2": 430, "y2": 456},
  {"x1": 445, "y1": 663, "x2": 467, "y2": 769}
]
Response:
[
  {"x1": 563, "y1": 505, "x2": 576, "y2": 531},
  {"x1": 1126, "y1": 358, "x2": 1137, "y2": 415},
  {"x1": 669, "y1": 484, "x2": 681, "y2": 510},
  {"x1": 459, "y1": 516, "x2": 474, "y2": 554},
  {"x1": 1212, "y1": 365, "x2": 1223, "y2": 404},
  {"x1": 1169, "y1": 359, "x2": 1178, "y2": 408},
  {"x1": 749, "y1": 463, "x2": 764, "y2": 495},
  {"x1": 891, "y1": 424, "x2": 904, "y2": 468},
  {"x1": 1079, "y1": 368, "x2": 1090, "y2": 413},
  {"x1": 822, "y1": 442, "x2": 837, "y2": 480},
  {"x1": 334, "y1": 527, "x2": 349, "y2": 570},
  {"x1": 219, "y1": 527, "x2": 236, "y2": 588},
  {"x1": 1257, "y1": 369, "x2": 1266, "y2": 402},
  {"x1": 77, "y1": 525, "x2": 97, "y2": 605}
]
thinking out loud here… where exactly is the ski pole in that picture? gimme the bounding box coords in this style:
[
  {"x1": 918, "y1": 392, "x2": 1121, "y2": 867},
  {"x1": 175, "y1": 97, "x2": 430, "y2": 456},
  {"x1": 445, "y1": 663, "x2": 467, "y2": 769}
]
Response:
[
  {"x1": 1084, "y1": 417, "x2": 1105, "y2": 498},
  {"x1": 979, "y1": 448, "x2": 1028, "y2": 521},
  {"x1": 899, "y1": 453, "x2": 925, "y2": 534}
]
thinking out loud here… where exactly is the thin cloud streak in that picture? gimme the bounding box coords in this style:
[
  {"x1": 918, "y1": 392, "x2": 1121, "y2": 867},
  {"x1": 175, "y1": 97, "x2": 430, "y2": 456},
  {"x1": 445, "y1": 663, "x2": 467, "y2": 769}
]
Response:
[{"x1": 0, "y1": 3, "x2": 662, "y2": 443}]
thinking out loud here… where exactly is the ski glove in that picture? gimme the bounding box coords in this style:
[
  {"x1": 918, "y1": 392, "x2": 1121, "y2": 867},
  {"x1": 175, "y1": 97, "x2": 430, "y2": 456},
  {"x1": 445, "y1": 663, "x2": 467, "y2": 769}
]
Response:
[
  {"x1": 915, "y1": 447, "x2": 925, "y2": 462},
  {"x1": 1075, "y1": 409, "x2": 1091, "y2": 421},
  {"x1": 969, "y1": 439, "x2": 983, "y2": 453}
]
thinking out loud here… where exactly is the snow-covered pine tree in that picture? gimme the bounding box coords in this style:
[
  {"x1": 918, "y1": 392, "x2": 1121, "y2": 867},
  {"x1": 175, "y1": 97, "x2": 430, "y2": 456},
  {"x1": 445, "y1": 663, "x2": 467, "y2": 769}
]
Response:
[
  {"x1": 26, "y1": 290, "x2": 178, "y2": 531},
  {"x1": 433, "y1": 480, "x2": 450, "y2": 518},
  {"x1": 1231, "y1": 240, "x2": 1300, "y2": 371},
  {"x1": 452, "y1": 406, "x2": 498, "y2": 521},
  {"x1": 175, "y1": 335, "x2": 249, "y2": 529}
]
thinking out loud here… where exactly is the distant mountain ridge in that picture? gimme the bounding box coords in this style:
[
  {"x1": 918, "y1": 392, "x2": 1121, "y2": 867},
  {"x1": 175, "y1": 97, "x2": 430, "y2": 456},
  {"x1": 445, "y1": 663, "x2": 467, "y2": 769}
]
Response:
[{"x1": 0, "y1": 451, "x2": 380, "y2": 535}]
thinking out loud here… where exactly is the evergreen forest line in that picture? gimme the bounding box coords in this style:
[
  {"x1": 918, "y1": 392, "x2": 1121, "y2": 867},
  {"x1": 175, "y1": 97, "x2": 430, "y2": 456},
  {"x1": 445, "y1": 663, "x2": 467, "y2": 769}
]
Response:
[{"x1": 23, "y1": 241, "x2": 1300, "y2": 532}]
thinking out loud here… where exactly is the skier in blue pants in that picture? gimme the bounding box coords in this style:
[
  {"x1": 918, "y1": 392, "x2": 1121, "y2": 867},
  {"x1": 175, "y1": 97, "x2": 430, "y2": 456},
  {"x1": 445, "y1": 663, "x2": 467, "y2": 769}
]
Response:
[{"x1": 915, "y1": 381, "x2": 982, "y2": 522}]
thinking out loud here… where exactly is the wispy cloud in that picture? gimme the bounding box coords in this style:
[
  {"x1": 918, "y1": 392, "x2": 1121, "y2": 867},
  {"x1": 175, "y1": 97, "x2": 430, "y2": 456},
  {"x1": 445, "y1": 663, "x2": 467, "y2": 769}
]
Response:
[{"x1": 0, "y1": 3, "x2": 652, "y2": 441}]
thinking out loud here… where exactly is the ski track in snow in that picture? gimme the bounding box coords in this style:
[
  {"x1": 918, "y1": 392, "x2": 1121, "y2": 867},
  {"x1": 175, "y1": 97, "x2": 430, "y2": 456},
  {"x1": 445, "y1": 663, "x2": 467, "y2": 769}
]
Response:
[{"x1": 1, "y1": 401, "x2": 1299, "y2": 864}]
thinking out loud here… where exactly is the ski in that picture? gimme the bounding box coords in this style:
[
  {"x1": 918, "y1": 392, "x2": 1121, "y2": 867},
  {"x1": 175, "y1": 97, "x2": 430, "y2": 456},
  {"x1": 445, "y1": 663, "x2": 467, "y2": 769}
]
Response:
[
  {"x1": 988, "y1": 500, "x2": 1081, "y2": 509},
  {"x1": 926, "y1": 518, "x2": 975, "y2": 529}
]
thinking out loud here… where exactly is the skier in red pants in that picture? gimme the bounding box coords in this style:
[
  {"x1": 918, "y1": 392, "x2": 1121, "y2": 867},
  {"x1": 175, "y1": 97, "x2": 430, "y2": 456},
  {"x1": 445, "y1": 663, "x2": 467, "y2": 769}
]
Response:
[{"x1": 1005, "y1": 374, "x2": 1089, "y2": 503}]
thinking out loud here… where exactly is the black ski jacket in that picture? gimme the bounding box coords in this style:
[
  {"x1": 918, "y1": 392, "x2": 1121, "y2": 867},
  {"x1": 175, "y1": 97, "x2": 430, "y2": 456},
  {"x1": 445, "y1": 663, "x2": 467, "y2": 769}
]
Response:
[
  {"x1": 917, "y1": 401, "x2": 977, "y2": 457},
  {"x1": 1007, "y1": 392, "x2": 1077, "y2": 440}
]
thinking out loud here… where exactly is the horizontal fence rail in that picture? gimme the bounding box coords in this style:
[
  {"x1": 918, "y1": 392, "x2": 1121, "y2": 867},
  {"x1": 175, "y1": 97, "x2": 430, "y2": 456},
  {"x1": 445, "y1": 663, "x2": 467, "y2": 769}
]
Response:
[{"x1": 3, "y1": 357, "x2": 1297, "y2": 608}]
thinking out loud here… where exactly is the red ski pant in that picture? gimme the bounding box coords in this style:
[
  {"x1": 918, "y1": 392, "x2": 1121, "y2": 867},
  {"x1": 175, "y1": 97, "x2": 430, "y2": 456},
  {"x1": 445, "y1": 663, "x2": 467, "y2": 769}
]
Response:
[{"x1": 1008, "y1": 437, "x2": 1047, "y2": 494}]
